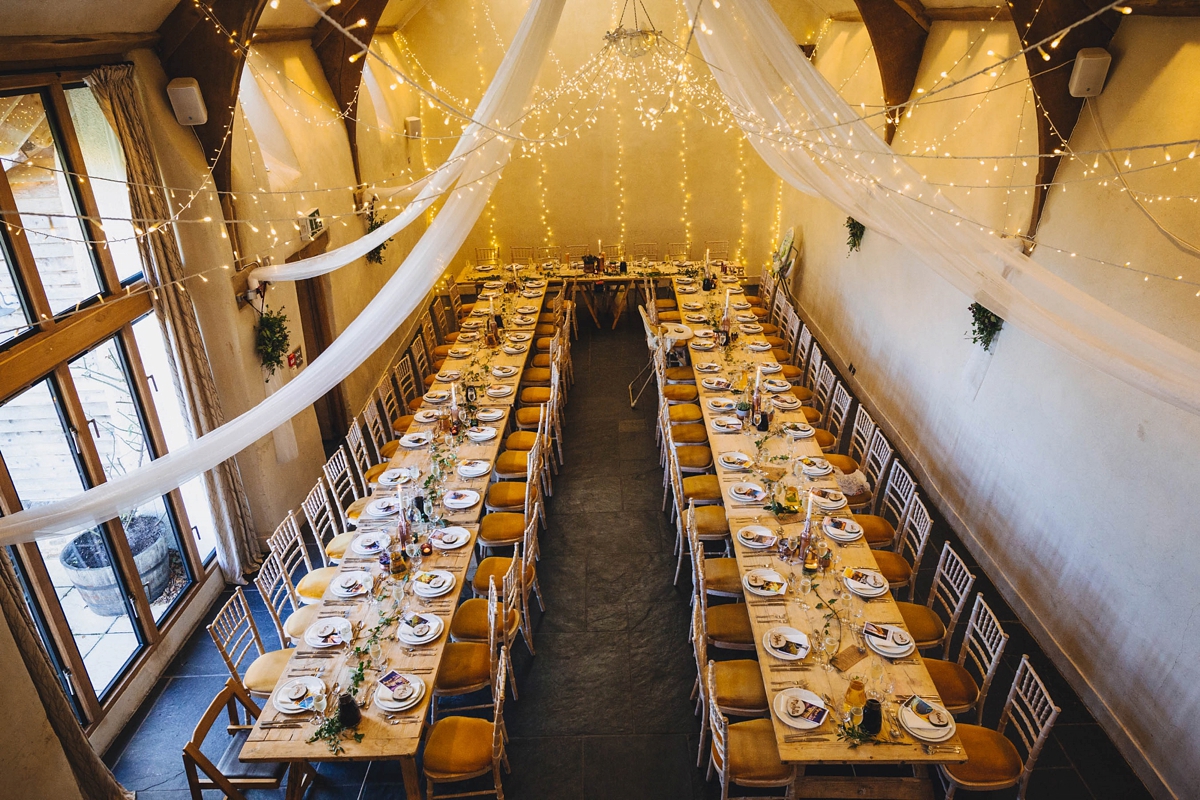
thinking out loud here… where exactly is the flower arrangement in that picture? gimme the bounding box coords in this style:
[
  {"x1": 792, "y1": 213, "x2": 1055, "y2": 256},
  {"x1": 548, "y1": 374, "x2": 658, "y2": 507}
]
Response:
[
  {"x1": 364, "y1": 200, "x2": 390, "y2": 265},
  {"x1": 845, "y1": 217, "x2": 865, "y2": 255},
  {"x1": 967, "y1": 302, "x2": 1004, "y2": 351},
  {"x1": 255, "y1": 306, "x2": 290, "y2": 379}
]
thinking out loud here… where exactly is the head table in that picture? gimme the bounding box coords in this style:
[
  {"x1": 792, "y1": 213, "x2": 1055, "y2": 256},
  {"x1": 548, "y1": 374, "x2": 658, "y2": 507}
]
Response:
[
  {"x1": 670, "y1": 273, "x2": 964, "y2": 799},
  {"x1": 238, "y1": 283, "x2": 548, "y2": 799}
]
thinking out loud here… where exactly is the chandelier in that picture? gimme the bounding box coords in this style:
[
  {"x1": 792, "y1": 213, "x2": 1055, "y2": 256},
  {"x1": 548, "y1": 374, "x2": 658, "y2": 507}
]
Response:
[{"x1": 604, "y1": 0, "x2": 662, "y2": 59}]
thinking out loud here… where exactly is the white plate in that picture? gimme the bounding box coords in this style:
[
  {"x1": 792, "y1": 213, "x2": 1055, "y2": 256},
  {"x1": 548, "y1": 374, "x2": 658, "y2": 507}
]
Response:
[
  {"x1": 681, "y1": 302, "x2": 704, "y2": 311},
  {"x1": 693, "y1": 329, "x2": 714, "y2": 338},
  {"x1": 843, "y1": 568, "x2": 889, "y2": 598},
  {"x1": 773, "y1": 688, "x2": 829, "y2": 730},
  {"x1": 728, "y1": 286, "x2": 745, "y2": 294},
  {"x1": 748, "y1": 342, "x2": 773, "y2": 352},
  {"x1": 759, "y1": 363, "x2": 782, "y2": 374},
  {"x1": 430, "y1": 526, "x2": 471, "y2": 550},
  {"x1": 799, "y1": 457, "x2": 832, "y2": 477},
  {"x1": 516, "y1": 305, "x2": 538, "y2": 314},
  {"x1": 412, "y1": 570, "x2": 456, "y2": 598},
  {"x1": 374, "y1": 675, "x2": 426, "y2": 712},
  {"x1": 701, "y1": 377, "x2": 731, "y2": 391},
  {"x1": 823, "y1": 517, "x2": 863, "y2": 542},
  {"x1": 783, "y1": 422, "x2": 815, "y2": 439},
  {"x1": 414, "y1": 410, "x2": 439, "y2": 424},
  {"x1": 477, "y1": 407, "x2": 505, "y2": 422},
  {"x1": 437, "y1": 370, "x2": 462, "y2": 382},
  {"x1": 712, "y1": 415, "x2": 743, "y2": 432},
  {"x1": 690, "y1": 341, "x2": 715, "y2": 351},
  {"x1": 736, "y1": 313, "x2": 758, "y2": 323},
  {"x1": 363, "y1": 497, "x2": 401, "y2": 518},
  {"x1": 744, "y1": 567, "x2": 787, "y2": 596},
  {"x1": 694, "y1": 362, "x2": 721, "y2": 373},
  {"x1": 863, "y1": 623, "x2": 915, "y2": 657},
  {"x1": 466, "y1": 426, "x2": 497, "y2": 442},
  {"x1": 401, "y1": 432, "x2": 432, "y2": 449},
  {"x1": 740, "y1": 324, "x2": 764, "y2": 334},
  {"x1": 520, "y1": 290, "x2": 540, "y2": 298},
  {"x1": 685, "y1": 313, "x2": 708, "y2": 323},
  {"x1": 448, "y1": 347, "x2": 473, "y2": 358},
  {"x1": 899, "y1": 697, "x2": 957, "y2": 742},
  {"x1": 677, "y1": 287, "x2": 698, "y2": 294},
  {"x1": 443, "y1": 489, "x2": 481, "y2": 509},
  {"x1": 508, "y1": 331, "x2": 533, "y2": 342},
  {"x1": 424, "y1": 391, "x2": 450, "y2": 404},
  {"x1": 475, "y1": 265, "x2": 495, "y2": 272},
  {"x1": 457, "y1": 459, "x2": 492, "y2": 478},
  {"x1": 351, "y1": 531, "x2": 392, "y2": 555},
  {"x1": 486, "y1": 385, "x2": 514, "y2": 398},
  {"x1": 730, "y1": 482, "x2": 767, "y2": 503},
  {"x1": 303, "y1": 617, "x2": 352, "y2": 649},
  {"x1": 483, "y1": 280, "x2": 504, "y2": 289},
  {"x1": 492, "y1": 365, "x2": 518, "y2": 378},
  {"x1": 706, "y1": 398, "x2": 736, "y2": 414},
  {"x1": 457, "y1": 331, "x2": 482, "y2": 342},
  {"x1": 812, "y1": 490, "x2": 848, "y2": 511},
  {"x1": 718, "y1": 451, "x2": 753, "y2": 470},
  {"x1": 460, "y1": 319, "x2": 484, "y2": 330},
  {"x1": 512, "y1": 315, "x2": 535, "y2": 326},
  {"x1": 737, "y1": 525, "x2": 777, "y2": 549},
  {"x1": 763, "y1": 379, "x2": 791, "y2": 393},
  {"x1": 272, "y1": 676, "x2": 326, "y2": 714},
  {"x1": 503, "y1": 344, "x2": 529, "y2": 355},
  {"x1": 731, "y1": 301, "x2": 751, "y2": 310},
  {"x1": 772, "y1": 395, "x2": 800, "y2": 410},
  {"x1": 331, "y1": 571, "x2": 373, "y2": 598},
  {"x1": 396, "y1": 612, "x2": 444, "y2": 645},
  {"x1": 764, "y1": 626, "x2": 810, "y2": 660},
  {"x1": 376, "y1": 468, "x2": 410, "y2": 487}
]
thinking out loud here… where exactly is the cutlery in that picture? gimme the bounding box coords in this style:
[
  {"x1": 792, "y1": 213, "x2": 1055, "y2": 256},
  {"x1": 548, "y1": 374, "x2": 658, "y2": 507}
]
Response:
[
  {"x1": 261, "y1": 721, "x2": 303, "y2": 729},
  {"x1": 923, "y1": 744, "x2": 962, "y2": 755}
]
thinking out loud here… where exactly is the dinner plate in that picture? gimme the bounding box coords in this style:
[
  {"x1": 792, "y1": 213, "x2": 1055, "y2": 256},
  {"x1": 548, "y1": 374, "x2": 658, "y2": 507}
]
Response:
[
  {"x1": 376, "y1": 468, "x2": 411, "y2": 487},
  {"x1": 693, "y1": 329, "x2": 715, "y2": 339},
  {"x1": 823, "y1": 517, "x2": 863, "y2": 542},
  {"x1": 728, "y1": 286, "x2": 745, "y2": 294},
  {"x1": 414, "y1": 410, "x2": 439, "y2": 423},
  {"x1": 744, "y1": 567, "x2": 787, "y2": 596},
  {"x1": 447, "y1": 347, "x2": 473, "y2": 358},
  {"x1": 720, "y1": 275, "x2": 739, "y2": 283},
  {"x1": 303, "y1": 617, "x2": 352, "y2": 649},
  {"x1": 843, "y1": 567, "x2": 889, "y2": 598},
  {"x1": 516, "y1": 305, "x2": 538, "y2": 314},
  {"x1": 799, "y1": 457, "x2": 832, "y2": 477},
  {"x1": 477, "y1": 407, "x2": 505, "y2": 422},
  {"x1": 863, "y1": 622, "x2": 915, "y2": 657},
  {"x1": 694, "y1": 362, "x2": 721, "y2": 373},
  {"x1": 711, "y1": 415, "x2": 743, "y2": 432},
  {"x1": 773, "y1": 688, "x2": 828, "y2": 730},
  {"x1": 681, "y1": 302, "x2": 703, "y2": 311},
  {"x1": 676, "y1": 277, "x2": 696, "y2": 284},
  {"x1": 737, "y1": 525, "x2": 777, "y2": 549},
  {"x1": 763, "y1": 378, "x2": 791, "y2": 393},
  {"x1": 443, "y1": 489, "x2": 481, "y2": 509},
  {"x1": 396, "y1": 612, "x2": 444, "y2": 645},
  {"x1": 471, "y1": 308, "x2": 490, "y2": 317},
  {"x1": 412, "y1": 569, "x2": 456, "y2": 598},
  {"x1": 466, "y1": 426, "x2": 497, "y2": 442},
  {"x1": 899, "y1": 696, "x2": 957, "y2": 742},
  {"x1": 430, "y1": 526, "x2": 471, "y2": 550},
  {"x1": 731, "y1": 301, "x2": 751, "y2": 310},
  {"x1": 707, "y1": 398, "x2": 736, "y2": 414},
  {"x1": 759, "y1": 363, "x2": 782, "y2": 374},
  {"x1": 520, "y1": 289, "x2": 541, "y2": 298},
  {"x1": 363, "y1": 497, "x2": 401, "y2": 518},
  {"x1": 677, "y1": 287, "x2": 698, "y2": 294},
  {"x1": 701, "y1": 377, "x2": 731, "y2": 391},
  {"x1": 475, "y1": 265, "x2": 495, "y2": 272},
  {"x1": 483, "y1": 280, "x2": 504, "y2": 289},
  {"x1": 772, "y1": 395, "x2": 800, "y2": 410},
  {"x1": 401, "y1": 432, "x2": 432, "y2": 449},
  {"x1": 273, "y1": 676, "x2": 326, "y2": 714},
  {"x1": 736, "y1": 312, "x2": 758, "y2": 323},
  {"x1": 437, "y1": 370, "x2": 462, "y2": 382},
  {"x1": 524, "y1": 280, "x2": 547, "y2": 288},
  {"x1": 351, "y1": 531, "x2": 391, "y2": 555},
  {"x1": 457, "y1": 459, "x2": 492, "y2": 478},
  {"x1": 690, "y1": 340, "x2": 715, "y2": 351},
  {"x1": 730, "y1": 481, "x2": 767, "y2": 503},
  {"x1": 740, "y1": 324, "x2": 764, "y2": 334},
  {"x1": 424, "y1": 391, "x2": 450, "y2": 404},
  {"x1": 456, "y1": 332, "x2": 482, "y2": 342},
  {"x1": 503, "y1": 344, "x2": 529, "y2": 355},
  {"x1": 492, "y1": 365, "x2": 518, "y2": 378},
  {"x1": 486, "y1": 384, "x2": 514, "y2": 398},
  {"x1": 812, "y1": 489, "x2": 848, "y2": 510},
  {"x1": 331, "y1": 571, "x2": 372, "y2": 598},
  {"x1": 764, "y1": 626, "x2": 810, "y2": 661},
  {"x1": 685, "y1": 313, "x2": 708, "y2": 323},
  {"x1": 748, "y1": 342, "x2": 772, "y2": 352},
  {"x1": 512, "y1": 315, "x2": 535, "y2": 326},
  {"x1": 478, "y1": 291, "x2": 499, "y2": 300},
  {"x1": 460, "y1": 318, "x2": 484, "y2": 329},
  {"x1": 783, "y1": 422, "x2": 815, "y2": 439},
  {"x1": 374, "y1": 674, "x2": 426, "y2": 712},
  {"x1": 508, "y1": 332, "x2": 533, "y2": 342},
  {"x1": 718, "y1": 450, "x2": 753, "y2": 470}
]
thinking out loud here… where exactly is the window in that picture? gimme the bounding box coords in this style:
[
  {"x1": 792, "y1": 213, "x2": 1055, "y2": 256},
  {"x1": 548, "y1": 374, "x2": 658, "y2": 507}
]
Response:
[{"x1": 0, "y1": 76, "x2": 220, "y2": 727}]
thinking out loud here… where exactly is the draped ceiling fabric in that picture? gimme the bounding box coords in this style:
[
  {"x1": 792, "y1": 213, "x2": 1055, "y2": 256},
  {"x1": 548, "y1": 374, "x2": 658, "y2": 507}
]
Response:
[
  {"x1": 0, "y1": 0, "x2": 567, "y2": 545},
  {"x1": 695, "y1": 0, "x2": 1200, "y2": 417},
  {"x1": 86, "y1": 64, "x2": 261, "y2": 580}
]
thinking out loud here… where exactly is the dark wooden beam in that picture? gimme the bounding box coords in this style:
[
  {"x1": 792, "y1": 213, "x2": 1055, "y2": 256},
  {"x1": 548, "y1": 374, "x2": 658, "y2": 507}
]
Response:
[
  {"x1": 311, "y1": 0, "x2": 391, "y2": 184},
  {"x1": 0, "y1": 33, "x2": 159, "y2": 68},
  {"x1": 1009, "y1": 0, "x2": 1123, "y2": 239},
  {"x1": 853, "y1": 0, "x2": 930, "y2": 144},
  {"x1": 156, "y1": 0, "x2": 272, "y2": 196},
  {"x1": 1122, "y1": 0, "x2": 1200, "y2": 14},
  {"x1": 927, "y1": 6, "x2": 1012, "y2": 21},
  {"x1": 250, "y1": 26, "x2": 315, "y2": 43}
]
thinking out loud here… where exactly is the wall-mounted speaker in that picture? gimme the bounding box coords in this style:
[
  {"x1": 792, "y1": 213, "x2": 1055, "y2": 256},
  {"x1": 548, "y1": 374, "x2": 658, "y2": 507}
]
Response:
[
  {"x1": 1069, "y1": 48, "x2": 1112, "y2": 98},
  {"x1": 166, "y1": 78, "x2": 208, "y2": 126},
  {"x1": 404, "y1": 116, "x2": 422, "y2": 139}
]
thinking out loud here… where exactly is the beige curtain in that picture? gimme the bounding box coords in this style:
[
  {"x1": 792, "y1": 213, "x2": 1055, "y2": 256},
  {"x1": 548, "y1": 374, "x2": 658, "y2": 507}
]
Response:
[
  {"x1": 86, "y1": 64, "x2": 260, "y2": 579},
  {"x1": 0, "y1": 551, "x2": 132, "y2": 799}
]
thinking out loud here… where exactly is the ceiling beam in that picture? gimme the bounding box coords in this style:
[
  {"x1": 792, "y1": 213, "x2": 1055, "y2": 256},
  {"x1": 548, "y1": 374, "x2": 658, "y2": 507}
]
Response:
[
  {"x1": 312, "y1": 0, "x2": 391, "y2": 184},
  {"x1": 1121, "y1": 0, "x2": 1200, "y2": 14},
  {"x1": 1009, "y1": 0, "x2": 1123, "y2": 239},
  {"x1": 157, "y1": 0, "x2": 272, "y2": 196},
  {"x1": 853, "y1": 0, "x2": 930, "y2": 144},
  {"x1": 250, "y1": 27, "x2": 314, "y2": 44},
  {"x1": 0, "y1": 33, "x2": 159, "y2": 68},
  {"x1": 927, "y1": 6, "x2": 1012, "y2": 21}
]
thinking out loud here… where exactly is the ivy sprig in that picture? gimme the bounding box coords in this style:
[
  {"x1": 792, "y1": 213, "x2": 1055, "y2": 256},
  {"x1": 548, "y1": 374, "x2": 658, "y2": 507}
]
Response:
[{"x1": 308, "y1": 714, "x2": 365, "y2": 755}]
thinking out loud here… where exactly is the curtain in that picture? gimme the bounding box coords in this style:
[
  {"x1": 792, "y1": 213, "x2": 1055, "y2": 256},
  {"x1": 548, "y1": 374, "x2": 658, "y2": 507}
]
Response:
[
  {"x1": 0, "y1": 551, "x2": 132, "y2": 799},
  {"x1": 696, "y1": 0, "x2": 1200, "y2": 417},
  {"x1": 85, "y1": 65, "x2": 261, "y2": 579},
  {"x1": 0, "y1": 0, "x2": 567, "y2": 545}
]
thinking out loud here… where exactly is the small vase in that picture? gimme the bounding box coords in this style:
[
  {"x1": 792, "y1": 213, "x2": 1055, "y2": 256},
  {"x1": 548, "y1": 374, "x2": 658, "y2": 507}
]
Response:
[{"x1": 337, "y1": 692, "x2": 362, "y2": 728}]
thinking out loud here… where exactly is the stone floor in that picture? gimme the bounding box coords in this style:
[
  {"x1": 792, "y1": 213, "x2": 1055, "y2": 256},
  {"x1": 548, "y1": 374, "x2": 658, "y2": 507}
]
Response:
[{"x1": 104, "y1": 315, "x2": 1152, "y2": 799}]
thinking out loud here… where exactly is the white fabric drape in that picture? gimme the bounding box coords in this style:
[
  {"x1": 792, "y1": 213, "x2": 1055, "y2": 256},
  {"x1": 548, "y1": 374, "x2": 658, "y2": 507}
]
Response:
[
  {"x1": 0, "y1": 0, "x2": 566, "y2": 544},
  {"x1": 696, "y1": 0, "x2": 1200, "y2": 416}
]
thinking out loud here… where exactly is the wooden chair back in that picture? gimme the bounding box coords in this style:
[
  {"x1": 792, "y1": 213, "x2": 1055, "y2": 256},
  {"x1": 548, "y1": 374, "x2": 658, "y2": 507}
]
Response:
[
  {"x1": 704, "y1": 240, "x2": 729, "y2": 260},
  {"x1": 534, "y1": 245, "x2": 561, "y2": 263},
  {"x1": 323, "y1": 446, "x2": 361, "y2": 526},
  {"x1": 666, "y1": 242, "x2": 689, "y2": 261},
  {"x1": 926, "y1": 543, "x2": 977, "y2": 657},
  {"x1": 998, "y1": 656, "x2": 1060, "y2": 798},
  {"x1": 253, "y1": 552, "x2": 300, "y2": 649},
  {"x1": 475, "y1": 247, "x2": 499, "y2": 266},
  {"x1": 564, "y1": 244, "x2": 588, "y2": 262},
  {"x1": 207, "y1": 587, "x2": 267, "y2": 686},
  {"x1": 825, "y1": 382, "x2": 854, "y2": 446},
  {"x1": 602, "y1": 243, "x2": 624, "y2": 261},
  {"x1": 419, "y1": 313, "x2": 438, "y2": 359},
  {"x1": 957, "y1": 593, "x2": 1009, "y2": 724},
  {"x1": 394, "y1": 355, "x2": 419, "y2": 405},
  {"x1": 447, "y1": 281, "x2": 465, "y2": 319},
  {"x1": 795, "y1": 322, "x2": 814, "y2": 377},
  {"x1": 301, "y1": 476, "x2": 342, "y2": 564},
  {"x1": 631, "y1": 242, "x2": 658, "y2": 261},
  {"x1": 812, "y1": 361, "x2": 837, "y2": 422},
  {"x1": 377, "y1": 376, "x2": 405, "y2": 432},
  {"x1": 876, "y1": 460, "x2": 916, "y2": 534},
  {"x1": 510, "y1": 246, "x2": 534, "y2": 264},
  {"x1": 861, "y1": 430, "x2": 895, "y2": 506},
  {"x1": 430, "y1": 296, "x2": 455, "y2": 341},
  {"x1": 847, "y1": 404, "x2": 877, "y2": 463},
  {"x1": 182, "y1": 678, "x2": 284, "y2": 800},
  {"x1": 410, "y1": 332, "x2": 432, "y2": 380},
  {"x1": 895, "y1": 496, "x2": 933, "y2": 599},
  {"x1": 805, "y1": 343, "x2": 824, "y2": 391},
  {"x1": 362, "y1": 400, "x2": 391, "y2": 463}
]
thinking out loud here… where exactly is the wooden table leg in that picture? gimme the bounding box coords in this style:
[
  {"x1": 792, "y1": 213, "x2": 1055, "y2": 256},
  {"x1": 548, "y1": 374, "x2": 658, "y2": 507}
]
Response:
[
  {"x1": 611, "y1": 287, "x2": 628, "y2": 329},
  {"x1": 401, "y1": 755, "x2": 423, "y2": 799},
  {"x1": 580, "y1": 290, "x2": 602, "y2": 328},
  {"x1": 284, "y1": 762, "x2": 307, "y2": 800}
]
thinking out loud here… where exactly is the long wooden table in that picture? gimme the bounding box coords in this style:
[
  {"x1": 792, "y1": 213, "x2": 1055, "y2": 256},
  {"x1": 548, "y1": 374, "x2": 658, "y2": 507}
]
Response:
[
  {"x1": 240, "y1": 284, "x2": 547, "y2": 798},
  {"x1": 673, "y1": 276, "x2": 964, "y2": 799}
]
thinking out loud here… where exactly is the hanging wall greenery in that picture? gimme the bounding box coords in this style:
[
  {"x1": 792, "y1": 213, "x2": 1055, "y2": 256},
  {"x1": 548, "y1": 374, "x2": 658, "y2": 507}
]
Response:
[
  {"x1": 256, "y1": 306, "x2": 291, "y2": 378},
  {"x1": 845, "y1": 217, "x2": 865, "y2": 255},
  {"x1": 968, "y1": 302, "x2": 1004, "y2": 352},
  {"x1": 364, "y1": 200, "x2": 390, "y2": 265}
]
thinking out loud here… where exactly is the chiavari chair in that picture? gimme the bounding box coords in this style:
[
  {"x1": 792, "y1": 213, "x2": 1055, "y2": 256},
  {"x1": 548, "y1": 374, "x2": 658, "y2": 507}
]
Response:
[
  {"x1": 475, "y1": 247, "x2": 500, "y2": 266},
  {"x1": 267, "y1": 511, "x2": 337, "y2": 604},
  {"x1": 703, "y1": 661, "x2": 794, "y2": 798},
  {"x1": 431, "y1": 576, "x2": 501, "y2": 724},
  {"x1": 377, "y1": 373, "x2": 414, "y2": 437},
  {"x1": 667, "y1": 242, "x2": 689, "y2": 261},
  {"x1": 896, "y1": 542, "x2": 976, "y2": 656},
  {"x1": 509, "y1": 245, "x2": 533, "y2": 264},
  {"x1": 924, "y1": 594, "x2": 1009, "y2": 723},
  {"x1": 301, "y1": 476, "x2": 353, "y2": 565},
  {"x1": 690, "y1": 605, "x2": 767, "y2": 768},
  {"x1": 703, "y1": 240, "x2": 729, "y2": 261},
  {"x1": 871, "y1": 494, "x2": 933, "y2": 599},
  {"x1": 693, "y1": 535, "x2": 753, "y2": 651},
  {"x1": 253, "y1": 551, "x2": 318, "y2": 648},
  {"x1": 207, "y1": 587, "x2": 292, "y2": 697},
  {"x1": 677, "y1": 499, "x2": 737, "y2": 593},
  {"x1": 534, "y1": 245, "x2": 561, "y2": 263},
  {"x1": 450, "y1": 548, "x2": 527, "y2": 677},
  {"x1": 852, "y1": 459, "x2": 917, "y2": 549}
]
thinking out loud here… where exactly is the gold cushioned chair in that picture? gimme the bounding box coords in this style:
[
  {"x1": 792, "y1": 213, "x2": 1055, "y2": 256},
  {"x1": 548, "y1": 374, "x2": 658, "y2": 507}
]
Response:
[{"x1": 207, "y1": 587, "x2": 294, "y2": 698}]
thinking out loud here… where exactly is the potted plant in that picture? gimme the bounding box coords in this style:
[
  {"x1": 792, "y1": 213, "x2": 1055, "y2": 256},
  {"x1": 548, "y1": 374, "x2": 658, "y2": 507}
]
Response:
[
  {"x1": 735, "y1": 400, "x2": 752, "y2": 419},
  {"x1": 59, "y1": 515, "x2": 171, "y2": 617},
  {"x1": 256, "y1": 306, "x2": 291, "y2": 379}
]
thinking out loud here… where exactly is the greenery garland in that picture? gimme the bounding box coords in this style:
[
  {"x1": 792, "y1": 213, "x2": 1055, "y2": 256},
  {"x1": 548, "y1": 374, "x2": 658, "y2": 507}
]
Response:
[
  {"x1": 845, "y1": 217, "x2": 865, "y2": 255},
  {"x1": 364, "y1": 201, "x2": 390, "y2": 265},
  {"x1": 967, "y1": 302, "x2": 1004, "y2": 351},
  {"x1": 255, "y1": 306, "x2": 290, "y2": 379}
]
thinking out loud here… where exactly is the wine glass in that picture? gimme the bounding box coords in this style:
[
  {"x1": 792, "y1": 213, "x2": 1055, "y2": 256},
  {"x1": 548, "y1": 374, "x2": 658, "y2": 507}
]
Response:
[
  {"x1": 798, "y1": 576, "x2": 813, "y2": 610},
  {"x1": 822, "y1": 634, "x2": 838, "y2": 672},
  {"x1": 869, "y1": 656, "x2": 886, "y2": 698}
]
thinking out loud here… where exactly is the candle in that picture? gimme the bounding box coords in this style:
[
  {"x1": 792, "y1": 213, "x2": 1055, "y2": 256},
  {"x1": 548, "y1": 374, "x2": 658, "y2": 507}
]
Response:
[
  {"x1": 451, "y1": 382, "x2": 457, "y2": 406},
  {"x1": 806, "y1": 489, "x2": 814, "y2": 524},
  {"x1": 755, "y1": 365, "x2": 761, "y2": 392},
  {"x1": 705, "y1": 247, "x2": 710, "y2": 265},
  {"x1": 725, "y1": 288, "x2": 731, "y2": 316}
]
